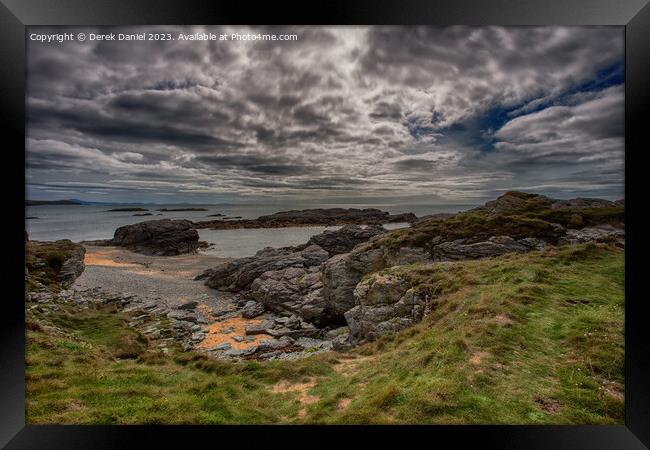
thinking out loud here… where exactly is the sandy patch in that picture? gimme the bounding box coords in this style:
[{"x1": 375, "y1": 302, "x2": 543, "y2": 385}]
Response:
[
  {"x1": 469, "y1": 351, "x2": 490, "y2": 365},
  {"x1": 337, "y1": 398, "x2": 352, "y2": 410},
  {"x1": 272, "y1": 378, "x2": 319, "y2": 418},
  {"x1": 494, "y1": 314, "x2": 514, "y2": 326},
  {"x1": 196, "y1": 317, "x2": 272, "y2": 351},
  {"x1": 332, "y1": 355, "x2": 374, "y2": 374},
  {"x1": 84, "y1": 250, "x2": 141, "y2": 268}
]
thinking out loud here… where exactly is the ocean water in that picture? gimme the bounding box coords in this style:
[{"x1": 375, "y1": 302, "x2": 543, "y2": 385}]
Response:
[{"x1": 25, "y1": 203, "x2": 475, "y2": 258}]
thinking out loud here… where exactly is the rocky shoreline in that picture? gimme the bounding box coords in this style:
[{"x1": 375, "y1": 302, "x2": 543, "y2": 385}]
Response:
[
  {"x1": 193, "y1": 207, "x2": 417, "y2": 230},
  {"x1": 27, "y1": 191, "x2": 625, "y2": 362},
  {"x1": 192, "y1": 191, "x2": 625, "y2": 352}
]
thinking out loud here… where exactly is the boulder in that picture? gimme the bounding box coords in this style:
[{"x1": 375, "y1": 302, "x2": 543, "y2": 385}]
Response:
[
  {"x1": 167, "y1": 310, "x2": 198, "y2": 323},
  {"x1": 345, "y1": 275, "x2": 426, "y2": 343},
  {"x1": 201, "y1": 245, "x2": 328, "y2": 291},
  {"x1": 558, "y1": 225, "x2": 625, "y2": 247},
  {"x1": 241, "y1": 300, "x2": 265, "y2": 318},
  {"x1": 301, "y1": 224, "x2": 386, "y2": 256},
  {"x1": 245, "y1": 319, "x2": 275, "y2": 335},
  {"x1": 58, "y1": 243, "x2": 86, "y2": 287},
  {"x1": 110, "y1": 219, "x2": 199, "y2": 256},
  {"x1": 176, "y1": 301, "x2": 198, "y2": 310},
  {"x1": 321, "y1": 247, "x2": 385, "y2": 320},
  {"x1": 431, "y1": 235, "x2": 546, "y2": 261},
  {"x1": 248, "y1": 267, "x2": 327, "y2": 324}
]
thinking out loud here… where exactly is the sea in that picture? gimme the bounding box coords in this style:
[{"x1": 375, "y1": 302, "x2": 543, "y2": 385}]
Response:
[{"x1": 25, "y1": 203, "x2": 476, "y2": 259}]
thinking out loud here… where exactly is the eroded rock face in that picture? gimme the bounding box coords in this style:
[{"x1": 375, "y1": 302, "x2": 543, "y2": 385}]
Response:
[
  {"x1": 249, "y1": 267, "x2": 328, "y2": 324},
  {"x1": 202, "y1": 245, "x2": 328, "y2": 291},
  {"x1": 550, "y1": 198, "x2": 617, "y2": 210},
  {"x1": 300, "y1": 224, "x2": 386, "y2": 256},
  {"x1": 345, "y1": 274, "x2": 426, "y2": 343},
  {"x1": 58, "y1": 243, "x2": 86, "y2": 287},
  {"x1": 321, "y1": 248, "x2": 385, "y2": 319},
  {"x1": 431, "y1": 236, "x2": 547, "y2": 261},
  {"x1": 384, "y1": 246, "x2": 432, "y2": 266},
  {"x1": 559, "y1": 225, "x2": 625, "y2": 247},
  {"x1": 481, "y1": 191, "x2": 618, "y2": 215},
  {"x1": 111, "y1": 219, "x2": 199, "y2": 256}
]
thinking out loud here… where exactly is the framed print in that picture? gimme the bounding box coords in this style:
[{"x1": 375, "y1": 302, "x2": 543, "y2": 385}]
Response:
[{"x1": 1, "y1": 0, "x2": 649, "y2": 448}]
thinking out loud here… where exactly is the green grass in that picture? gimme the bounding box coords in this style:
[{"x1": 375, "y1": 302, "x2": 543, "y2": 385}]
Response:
[{"x1": 26, "y1": 243, "x2": 624, "y2": 424}]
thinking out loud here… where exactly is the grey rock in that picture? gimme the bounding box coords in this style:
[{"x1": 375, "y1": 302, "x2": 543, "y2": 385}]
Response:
[
  {"x1": 248, "y1": 267, "x2": 327, "y2": 324},
  {"x1": 321, "y1": 247, "x2": 385, "y2": 320},
  {"x1": 332, "y1": 333, "x2": 352, "y2": 351},
  {"x1": 550, "y1": 197, "x2": 617, "y2": 210},
  {"x1": 384, "y1": 246, "x2": 431, "y2": 266},
  {"x1": 110, "y1": 219, "x2": 199, "y2": 256},
  {"x1": 299, "y1": 224, "x2": 386, "y2": 256},
  {"x1": 213, "y1": 342, "x2": 232, "y2": 351},
  {"x1": 245, "y1": 320, "x2": 274, "y2": 335},
  {"x1": 200, "y1": 245, "x2": 327, "y2": 291},
  {"x1": 432, "y1": 235, "x2": 545, "y2": 262},
  {"x1": 55, "y1": 241, "x2": 86, "y2": 287},
  {"x1": 345, "y1": 275, "x2": 426, "y2": 343},
  {"x1": 241, "y1": 300, "x2": 265, "y2": 318},
  {"x1": 257, "y1": 338, "x2": 292, "y2": 351},
  {"x1": 325, "y1": 326, "x2": 349, "y2": 339},
  {"x1": 191, "y1": 332, "x2": 205, "y2": 341},
  {"x1": 167, "y1": 310, "x2": 198, "y2": 323},
  {"x1": 559, "y1": 224, "x2": 625, "y2": 246},
  {"x1": 295, "y1": 337, "x2": 328, "y2": 349},
  {"x1": 176, "y1": 301, "x2": 198, "y2": 310}
]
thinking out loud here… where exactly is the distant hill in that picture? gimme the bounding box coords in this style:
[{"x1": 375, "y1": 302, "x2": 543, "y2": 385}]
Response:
[{"x1": 26, "y1": 199, "x2": 86, "y2": 206}]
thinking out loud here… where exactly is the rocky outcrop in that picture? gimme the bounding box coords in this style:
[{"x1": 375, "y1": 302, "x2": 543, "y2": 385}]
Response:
[
  {"x1": 345, "y1": 274, "x2": 426, "y2": 343},
  {"x1": 559, "y1": 224, "x2": 625, "y2": 247},
  {"x1": 58, "y1": 244, "x2": 86, "y2": 287},
  {"x1": 431, "y1": 236, "x2": 547, "y2": 261},
  {"x1": 321, "y1": 247, "x2": 385, "y2": 319},
  {"x1": 298, "y1": 224, "x2": 385, "y2": 256},
  {"x1": 481, "y1": 191, "x2": 618, "y2": 215},
  {"x1": 249, "y1": 267, "x2": 328, "y2": 324},
  {"x1": 193, "y1": 208, "x2": 416, "y2": 230},
  {"x1": 197, "y1": 191, "x2": 625, "y2": 346},
  {"x1": 26, "y1": 239, "x2": 86, "y2": 288},
  {"x1": 110, "y1": 219, "x2": 199, "y2": 256},
  {"x1": 550, "y1": 198, "x2": 617, "y2": 210},
  {"x1": 200, "y1": 245, "x2": 328, "y2": 291}
]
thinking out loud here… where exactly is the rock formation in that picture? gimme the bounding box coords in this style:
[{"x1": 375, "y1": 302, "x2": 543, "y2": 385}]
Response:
[
  {"x1": 193, "y1": 208, "x2": 416, "y2": 230},
  {"x1": 193, "y1": 191, "x2": 624, "y2": 347},
  {"x1": 110, "y1": 219, "x2": 199, "y2": 256}
]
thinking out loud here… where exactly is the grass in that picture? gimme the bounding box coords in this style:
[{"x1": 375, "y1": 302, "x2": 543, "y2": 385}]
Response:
[{"x1": 26, "y1": 243, "x2": 624, "y2": 424}]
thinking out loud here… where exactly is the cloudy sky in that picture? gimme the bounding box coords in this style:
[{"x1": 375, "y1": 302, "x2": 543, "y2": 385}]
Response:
[{"x1": 26, "y1": 26, "x2": 624, "y2": 205}]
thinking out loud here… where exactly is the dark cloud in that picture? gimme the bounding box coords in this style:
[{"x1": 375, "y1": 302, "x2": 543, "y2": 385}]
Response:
[{"x1": 26, "y1": 26, "x2": 624, "y2": 203}]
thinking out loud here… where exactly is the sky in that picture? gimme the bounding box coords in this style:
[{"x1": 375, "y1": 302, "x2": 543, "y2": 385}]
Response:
[{"x1": 26, "y1": 26, "x2": 625, "y2": 205}]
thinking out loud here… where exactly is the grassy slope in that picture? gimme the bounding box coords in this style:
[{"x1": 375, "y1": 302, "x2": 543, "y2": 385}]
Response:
[{"x1": 26, "y1": 243, "x2": 624, "y2": 424}]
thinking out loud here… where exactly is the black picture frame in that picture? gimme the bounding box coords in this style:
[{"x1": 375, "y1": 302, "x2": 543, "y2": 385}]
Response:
[{"x1": 2, "y1": 0, "x2": 648, "y2": 448}]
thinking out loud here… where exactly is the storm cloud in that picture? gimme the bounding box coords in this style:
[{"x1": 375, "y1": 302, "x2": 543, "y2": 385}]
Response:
[{"x1": 26, "y1": 26, "x2": 624, "y2": 204}]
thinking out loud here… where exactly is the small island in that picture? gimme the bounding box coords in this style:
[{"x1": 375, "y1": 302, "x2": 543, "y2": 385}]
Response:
[
  {"x1": 107, "y1": 208, "x2": 149, "y2": 212},
  {"x1": 157, "y1": 208, "x2": 209, "y2": 212}
]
